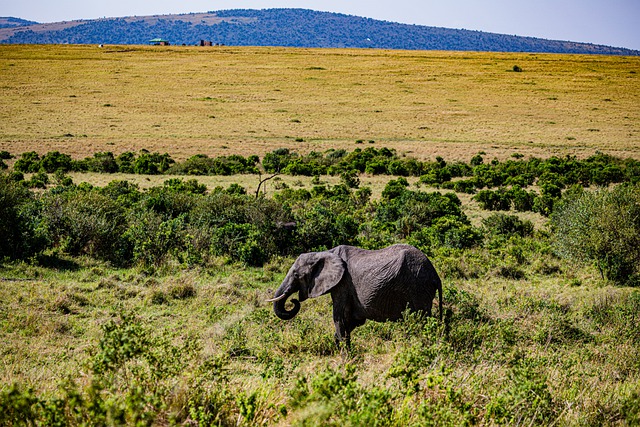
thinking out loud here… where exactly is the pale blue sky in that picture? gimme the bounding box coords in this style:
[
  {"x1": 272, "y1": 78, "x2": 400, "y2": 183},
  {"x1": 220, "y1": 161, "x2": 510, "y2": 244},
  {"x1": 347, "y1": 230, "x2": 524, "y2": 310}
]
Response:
[{"x1": 2, "y1": 0, "x2": 639, "y2": 50}]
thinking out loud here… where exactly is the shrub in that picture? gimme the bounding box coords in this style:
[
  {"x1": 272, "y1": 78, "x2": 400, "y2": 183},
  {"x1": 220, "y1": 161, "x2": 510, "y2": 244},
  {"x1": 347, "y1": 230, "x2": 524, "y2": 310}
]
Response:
[
  {"x1": 41, "y1": 189, "x2": 131, "y2": 264},
  {"x1": 408, "y1": 216, "x2": 483, "y2": 251},
  {"x1": 552, "y1": 184, "x2": 640, "y2": 285},
  {"x1": 140, "y1": 186, "x2": 198, "y2": 219},
  {"x1": 419, "y1": 167, "x2": 452, "y2": 185},
  {"x1": 295, "y1": 202, "x2": 358, "y2": 252},
  {"x1": 125, "y1": 211, "x2": 188, "y2": 267},
  {"x1": 263, "y1": 148, "x2": 294, "y2": 173},
  {"x1": 116, "y1": 151, "x2": 136, "y2": 173},
  {"x1": 509, "y1": 186, "x2": 536, "y2": 211},
  {"x1": 133, "y1": 151, "x2": 174, "y2": 174},
  {"x1": 292, "y1": 365, "x2": 396, "y2": 426},
  {"x1": 340, "y1": 169, "x2": 360, "y2": 188},
  {"x1": 381, "y1": 177, "x2": 409, "y2": 200},
  {"x1": 470, "y1": 154, "x2": 483, "y2": 166},
  {"x1": 443, "y1": 179, "x2": 476, "y2": 194},
  {"x1": 482, "y1": 213, "x2": 534, "y2": 238},
  {"x1": 473, "y1": 189, "x2": 511, "y2": 211},
  {"x1": 167, "y1": 154, "x2": 259, "y2": 175},
  {"x1": 100, "y1": 180, "x2": 142, "y2": 208},
  {"x1": 40, "y1": 151, "x2": 73, "y2": 173},
  {"x1": 14, "y1": 151, "x2": 41, "y2": 173},
  {"x1": 0, "y1": 174, "x2": 46, "y2": 259},
  {"x1": 211, "y1": 223, "x2": 264, "y2": 265},
  {"x1": 0, "y1": 384, "x2": 41, "y2": 426},
  {"x1": 377, "y1": 188, "x2": 465, "y2": 239},
  {"x1": 26, "y1": 171, "x2": 49, "y2": 189},
  {"x1": 81, "y1": 151, "x2": 119, "y2": 173},
  {"x1": 162, "y1": 178, "x2": 207, "y2": 195}
]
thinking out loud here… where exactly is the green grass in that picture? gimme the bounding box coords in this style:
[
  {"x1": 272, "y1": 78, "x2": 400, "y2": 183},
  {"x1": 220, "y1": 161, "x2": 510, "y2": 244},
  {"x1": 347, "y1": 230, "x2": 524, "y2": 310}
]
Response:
[{"x1": 1, "y1": 247, "x2": 639, "y2": 425}]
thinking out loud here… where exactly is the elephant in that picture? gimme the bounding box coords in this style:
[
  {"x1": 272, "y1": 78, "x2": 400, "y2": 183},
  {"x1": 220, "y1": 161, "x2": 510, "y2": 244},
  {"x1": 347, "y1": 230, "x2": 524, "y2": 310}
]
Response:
[{"x1": 268, "y1": 244, "x2": 442, "y2": 348}]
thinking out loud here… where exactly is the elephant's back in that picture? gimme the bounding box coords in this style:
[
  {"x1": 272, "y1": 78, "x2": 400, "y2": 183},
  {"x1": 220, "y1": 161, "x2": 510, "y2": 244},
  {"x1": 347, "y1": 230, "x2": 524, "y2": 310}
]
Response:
[{"x1": 350, "y1": 244, "x2": 438, "y2": 320}]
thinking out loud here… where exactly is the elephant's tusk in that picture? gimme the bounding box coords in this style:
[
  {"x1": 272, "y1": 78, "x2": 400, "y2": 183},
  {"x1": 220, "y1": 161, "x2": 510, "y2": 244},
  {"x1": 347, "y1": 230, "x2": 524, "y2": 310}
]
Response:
[{"x1": 266, "y1": 293, "x2": 288, "y2": 302}]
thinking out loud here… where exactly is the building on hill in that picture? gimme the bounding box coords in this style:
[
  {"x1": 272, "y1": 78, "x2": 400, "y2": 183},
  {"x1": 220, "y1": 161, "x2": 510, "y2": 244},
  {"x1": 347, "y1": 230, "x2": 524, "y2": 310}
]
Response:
[
  {"x1": 149, "y1": 38, "x2": 170, "y2": 46},
  {"x1": 199, "y1": 40, "x2": 225, "y2": 46}
]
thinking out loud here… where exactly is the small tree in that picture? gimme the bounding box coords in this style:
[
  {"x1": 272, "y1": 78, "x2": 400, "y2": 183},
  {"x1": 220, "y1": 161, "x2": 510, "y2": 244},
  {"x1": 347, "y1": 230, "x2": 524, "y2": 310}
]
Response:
[{"x1": 551, "y1": 184, "x2": 640, "y2": 285}]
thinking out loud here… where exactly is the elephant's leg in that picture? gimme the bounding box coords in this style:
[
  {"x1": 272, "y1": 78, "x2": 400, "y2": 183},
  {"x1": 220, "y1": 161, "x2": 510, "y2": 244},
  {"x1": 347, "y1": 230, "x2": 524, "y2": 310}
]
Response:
[
  {"x1": 333, "y1": 317, "x2": 350, "y2": 348},
  {"x1": 333, "y1": 316, "x2": 365, "y2": 351},
  {"x1": 332, "y1": 302, "x2": 352, "y2": 350}
]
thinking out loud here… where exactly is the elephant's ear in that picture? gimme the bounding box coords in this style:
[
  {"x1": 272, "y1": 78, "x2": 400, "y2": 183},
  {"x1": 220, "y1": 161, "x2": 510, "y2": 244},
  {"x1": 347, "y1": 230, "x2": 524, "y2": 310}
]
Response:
[{"x1": 308, "y1": 252, "x2": 345, "y2": 298}]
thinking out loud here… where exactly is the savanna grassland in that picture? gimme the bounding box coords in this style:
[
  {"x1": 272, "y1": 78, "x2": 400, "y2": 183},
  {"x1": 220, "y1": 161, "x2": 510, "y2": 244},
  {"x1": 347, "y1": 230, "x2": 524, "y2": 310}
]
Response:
[
  {"x1": 1, "y1": 44, "x2": 639, "y2": 162},
  {"x1": 1, "y1": 45, "x2": 640, "y2": 426}
]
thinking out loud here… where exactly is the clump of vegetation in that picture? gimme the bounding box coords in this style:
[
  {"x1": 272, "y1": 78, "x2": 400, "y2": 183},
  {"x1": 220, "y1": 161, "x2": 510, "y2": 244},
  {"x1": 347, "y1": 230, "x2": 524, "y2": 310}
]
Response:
[
  {"x1": 9, "y1": 148, "x2": 640, "y2": 220},
  {"x1": 552, "y1": 183, "x2": 640, "y2": 286}
]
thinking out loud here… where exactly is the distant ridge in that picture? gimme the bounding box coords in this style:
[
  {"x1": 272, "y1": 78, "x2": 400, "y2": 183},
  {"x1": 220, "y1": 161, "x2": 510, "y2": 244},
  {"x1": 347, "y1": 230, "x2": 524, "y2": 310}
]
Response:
[{"x1": 0, "y1": 9, "x2": 637, "y2": 55}]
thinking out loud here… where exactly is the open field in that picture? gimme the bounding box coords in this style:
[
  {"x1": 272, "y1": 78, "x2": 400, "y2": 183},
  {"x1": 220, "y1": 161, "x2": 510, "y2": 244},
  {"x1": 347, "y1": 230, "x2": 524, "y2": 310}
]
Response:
[
  {"x1": 1, "y1": 44, "x2": 639, "y2": 162},
  {"x1": 2, "y1": 45, "x2": 640, "y2": 425}
]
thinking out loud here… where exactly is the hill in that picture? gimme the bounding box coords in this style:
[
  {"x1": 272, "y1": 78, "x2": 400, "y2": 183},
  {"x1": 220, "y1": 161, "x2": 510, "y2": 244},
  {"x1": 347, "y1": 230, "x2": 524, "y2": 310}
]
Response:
[{"x1": 0, "y1": 8, "x2": 637, "y2": 55}]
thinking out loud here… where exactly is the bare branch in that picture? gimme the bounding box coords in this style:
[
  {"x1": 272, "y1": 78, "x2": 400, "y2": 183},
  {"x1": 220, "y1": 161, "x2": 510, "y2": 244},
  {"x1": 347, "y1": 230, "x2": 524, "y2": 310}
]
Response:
[{"x1": 255, "y1": 172, "x2": 280, "y2": 198}]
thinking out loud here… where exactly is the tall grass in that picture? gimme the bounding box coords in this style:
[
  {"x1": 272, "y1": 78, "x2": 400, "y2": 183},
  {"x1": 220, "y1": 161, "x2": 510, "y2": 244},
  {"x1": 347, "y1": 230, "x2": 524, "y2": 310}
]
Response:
[{"x1": 1, "y1": 250, "x2": 638, "y2": 425}]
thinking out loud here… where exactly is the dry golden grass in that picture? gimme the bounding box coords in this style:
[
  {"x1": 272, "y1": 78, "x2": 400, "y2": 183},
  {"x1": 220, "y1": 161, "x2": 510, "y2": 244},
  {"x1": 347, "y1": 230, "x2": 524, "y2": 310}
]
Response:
[{"x1": 1, "y1": 44, "x2": 639, "y2": 162}]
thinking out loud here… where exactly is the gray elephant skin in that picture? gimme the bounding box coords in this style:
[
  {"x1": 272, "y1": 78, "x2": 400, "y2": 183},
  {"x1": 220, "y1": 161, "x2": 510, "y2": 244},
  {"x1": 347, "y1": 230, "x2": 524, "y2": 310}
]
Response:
[{"x1": 269, "y1": 244, "x2": 442, "y2": 348}]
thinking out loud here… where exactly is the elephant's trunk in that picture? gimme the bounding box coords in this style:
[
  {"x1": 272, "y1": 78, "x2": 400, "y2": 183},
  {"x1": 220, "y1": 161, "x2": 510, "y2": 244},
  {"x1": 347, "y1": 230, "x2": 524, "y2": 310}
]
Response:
[{"x1": 272, "y1": 275, "x2": 300, "y2": 320}]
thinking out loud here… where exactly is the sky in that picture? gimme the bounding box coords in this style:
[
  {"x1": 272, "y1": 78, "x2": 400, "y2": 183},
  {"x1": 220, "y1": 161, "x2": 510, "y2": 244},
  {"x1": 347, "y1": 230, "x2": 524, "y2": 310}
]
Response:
[{"x1": 2, "y1": 0, "x2": 639, "y2": 51}]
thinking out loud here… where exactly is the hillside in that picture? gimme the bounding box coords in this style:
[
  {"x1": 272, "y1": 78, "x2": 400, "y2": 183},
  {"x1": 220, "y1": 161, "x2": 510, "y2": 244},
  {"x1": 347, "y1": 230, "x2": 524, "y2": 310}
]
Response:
[{"x1": 1, "y1": 8, "x2": 637, "y2": 55}]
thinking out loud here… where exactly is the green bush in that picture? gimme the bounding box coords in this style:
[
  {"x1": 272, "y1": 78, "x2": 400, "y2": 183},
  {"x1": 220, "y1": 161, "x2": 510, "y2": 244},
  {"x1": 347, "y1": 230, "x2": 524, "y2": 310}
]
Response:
[
  {"x1": 339, "y1": 169, "x2": 360, "y2": 188},
  {"x1": 291, "y1": 365, "x2": 396, "y2": 426},
  {"x1": 27, "y1": 171, "x2": 49, "y2": 189},
  {"x1": 124, "y1": 210, "x2": 191, "y2": 267},
  {"x1": 482, "y1": 213, "x2": 534, "y2": 238},
  {"x1": 80, "y1": 151, "x2": 119, "y2": 173},
  {"x1": 552, "y1": 184, "x2": 640, "y2": 285},
  {"x1": 0, "y1": 174, "x2": 47, "y2": 259},
  {"x1": 295, "y1": 202, "x2": 358, "y2": 252},
  {"x1": 100, "y1": 180, "x2": 142, "y2": 208},
  {"x1": 508, "y1": 185, "x2": 536, "y2": 211},
  {"x1": 116, "y1": 151, "x2": 136, "y2": 173},
  {"x1": 133, "y1": 151, "x2": 174, "y2": 174},
  {"x1": 167, "y1": 154, "x2": 259, "y2": 175},
  {"x1": 408, "y1": 216, "x2": 483, "y2": 251},
  {"x1": 13, "y1": 151, "x2": 41, "y2": 173},
  {"x1": 381, "y1": 177, "x2": 409, "y2": 200},
  {"x1": 41, "y1": 189, "x2": 131, "y2": 264},
  {"x1": 0, "y1": 384, "x2": 41, "y2": 426},
  {"x1": 40, "y1": 151, "x2": 73, "y2": 173},
  {"x1": 263, "y1": 148, "x2": 294, "y2": 173},
  {"x1": 377, "y1": 187, "x2": 465, "y2": 239},
  {"x1": 139, "y1": 185, "x2": 198, "y2": 219},
  {"x1": 473, "y1": 189, "x2": 511, "y2": 210}
]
